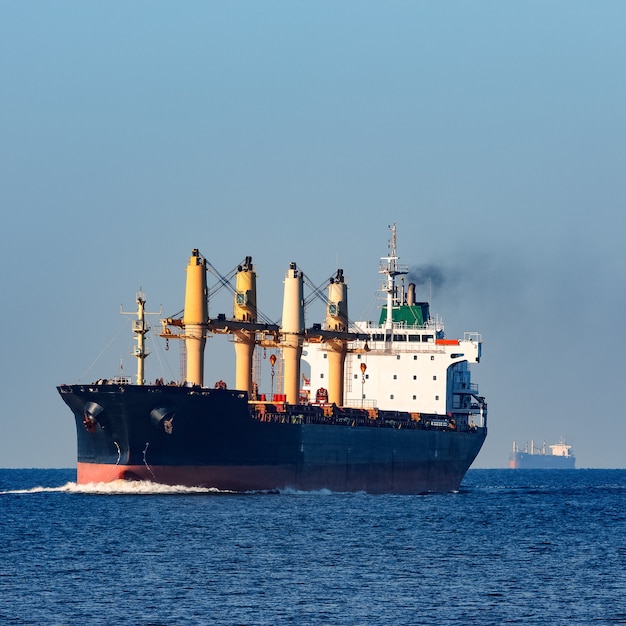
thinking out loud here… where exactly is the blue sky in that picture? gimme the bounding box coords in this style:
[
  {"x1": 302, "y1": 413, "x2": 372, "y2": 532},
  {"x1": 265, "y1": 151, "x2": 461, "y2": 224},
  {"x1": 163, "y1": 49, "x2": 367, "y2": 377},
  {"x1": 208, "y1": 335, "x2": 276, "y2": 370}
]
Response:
[{"x1": 1, "y1": 1, "x2": 625, "y2": 469}]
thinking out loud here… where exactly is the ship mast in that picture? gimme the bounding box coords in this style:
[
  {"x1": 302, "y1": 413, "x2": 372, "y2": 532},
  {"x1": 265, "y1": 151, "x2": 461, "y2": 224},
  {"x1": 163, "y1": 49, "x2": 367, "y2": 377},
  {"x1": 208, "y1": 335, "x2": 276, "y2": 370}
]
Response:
[
  {"x1": 379, "y1": 223, "x2": 408, "y2": 330},
  {"x1": 233, "y1": 256, "x2": 258, "y2": 397},
  {"x1": 183, "y1": 250, "x2": 209, "y2": 386},
  {"x1": 324, "y1": 269, "x2": 349, "y2": 406},
  {"x1": 281, "y1": 262, "x2": 305, "y2": 404},
  {"x1": 121, "y1": 291, "x2": 161, "y2": 385}
]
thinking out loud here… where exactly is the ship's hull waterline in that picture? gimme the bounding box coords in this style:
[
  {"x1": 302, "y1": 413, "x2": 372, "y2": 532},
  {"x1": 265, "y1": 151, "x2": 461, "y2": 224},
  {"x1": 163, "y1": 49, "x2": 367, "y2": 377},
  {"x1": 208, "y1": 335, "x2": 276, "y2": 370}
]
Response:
[{"x1": 60, "y1": 384, "x2": 486, "y2": 494}]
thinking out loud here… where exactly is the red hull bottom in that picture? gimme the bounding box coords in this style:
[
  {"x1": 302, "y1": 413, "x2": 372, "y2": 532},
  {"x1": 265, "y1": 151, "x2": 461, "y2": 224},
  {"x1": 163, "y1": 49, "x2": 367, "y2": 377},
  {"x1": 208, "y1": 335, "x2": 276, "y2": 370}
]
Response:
[{"x1": 77, "y1": 462, "x2": 467, "y2": 494}]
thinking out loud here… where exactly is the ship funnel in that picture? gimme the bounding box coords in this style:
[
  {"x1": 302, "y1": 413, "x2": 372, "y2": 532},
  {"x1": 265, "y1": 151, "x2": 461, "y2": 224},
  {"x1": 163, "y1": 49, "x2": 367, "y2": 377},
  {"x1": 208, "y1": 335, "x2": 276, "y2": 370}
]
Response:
[
  {"x1": 281, "y1": 263, "x2": 304, "y2": 404},
  {"x1": 325, "y1": 268, "x2": 349, "y2": 406},
  {"x1": 234, "y1": 256, "x2": 257, "y2": 396},
  {"x1": 407, "y1": 282, "x2": 416, "y2": 306},
  {"x1": 183, "y1": 249, "x2": 208, "y2": 386}
]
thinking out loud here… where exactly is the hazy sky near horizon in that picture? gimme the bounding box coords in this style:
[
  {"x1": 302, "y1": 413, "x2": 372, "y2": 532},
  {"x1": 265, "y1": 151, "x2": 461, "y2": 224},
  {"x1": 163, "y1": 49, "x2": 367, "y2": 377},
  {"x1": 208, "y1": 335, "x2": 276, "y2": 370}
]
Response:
[{"x1": 1, "y1": 1, "x2": 625, "y2": 469}]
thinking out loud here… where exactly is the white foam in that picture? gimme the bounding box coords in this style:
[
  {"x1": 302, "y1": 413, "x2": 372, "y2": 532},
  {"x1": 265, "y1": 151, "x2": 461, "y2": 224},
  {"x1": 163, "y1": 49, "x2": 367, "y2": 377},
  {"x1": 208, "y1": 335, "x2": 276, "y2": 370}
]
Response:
[
  {"x1": 278, "y1": 487, "x2": 347, "y2": 496},
  {"x1": 2, "y1": 480, "x2": 359, "y2": 496},
  {"x1": 1, "y1": 480, "x2": 233, "y2": 496}
]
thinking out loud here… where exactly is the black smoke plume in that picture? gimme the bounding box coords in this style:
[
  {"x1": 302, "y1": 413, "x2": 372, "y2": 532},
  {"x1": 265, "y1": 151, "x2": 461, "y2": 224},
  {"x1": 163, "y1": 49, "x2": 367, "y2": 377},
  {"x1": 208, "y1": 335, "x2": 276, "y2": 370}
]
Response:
[{"x1": 407, "y1": 264, "x2": 446, "y2": 291}]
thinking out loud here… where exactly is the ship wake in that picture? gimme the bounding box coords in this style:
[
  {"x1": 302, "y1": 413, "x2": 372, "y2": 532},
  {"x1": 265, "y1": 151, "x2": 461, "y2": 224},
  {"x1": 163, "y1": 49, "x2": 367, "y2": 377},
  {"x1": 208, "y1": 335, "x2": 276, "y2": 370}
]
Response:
[
  {"x1": 1, "y1": 480, "x2": 236, "y2": 496},
  {"x1": 2, "y1": 481, "x2": 367, "y2": 496}
]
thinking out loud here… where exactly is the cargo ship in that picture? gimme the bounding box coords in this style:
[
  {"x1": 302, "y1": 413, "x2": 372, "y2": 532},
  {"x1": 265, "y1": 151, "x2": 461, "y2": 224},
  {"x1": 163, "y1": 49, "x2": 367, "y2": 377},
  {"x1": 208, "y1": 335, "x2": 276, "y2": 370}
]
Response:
[
  {"x1": 58, "y1": 225, "x2": 487, "y2": 493},
  {"x1": 509, "y1": 440, "x2": 575, "y2": 469}
]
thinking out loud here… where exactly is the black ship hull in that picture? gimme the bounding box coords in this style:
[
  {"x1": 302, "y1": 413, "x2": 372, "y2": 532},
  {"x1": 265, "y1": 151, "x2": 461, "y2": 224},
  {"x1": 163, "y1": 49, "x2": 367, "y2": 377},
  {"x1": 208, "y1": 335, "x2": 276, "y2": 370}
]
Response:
[{"x1": 58, "y1": 383, "x2": 486, "y2": 494}]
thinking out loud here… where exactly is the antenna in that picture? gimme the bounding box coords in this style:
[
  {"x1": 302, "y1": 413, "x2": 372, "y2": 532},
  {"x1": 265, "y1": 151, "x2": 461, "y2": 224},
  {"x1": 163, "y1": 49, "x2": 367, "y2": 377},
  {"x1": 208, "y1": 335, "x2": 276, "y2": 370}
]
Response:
[
  {"x1": 121, "y1": 289, "x2": 162, "y2": 385},
  {"x1": 379, "y1": 223, "x2": 408, "y2": 329}
]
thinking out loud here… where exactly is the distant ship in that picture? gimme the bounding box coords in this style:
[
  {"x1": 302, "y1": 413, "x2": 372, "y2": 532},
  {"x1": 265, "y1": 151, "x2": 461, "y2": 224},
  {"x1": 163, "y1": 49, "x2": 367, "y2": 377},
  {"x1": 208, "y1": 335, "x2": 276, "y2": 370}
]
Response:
[
  {"x1": 509, "y1": 439, "x2": 575, "y2": 469},
  {"x1": 58, "y1": 225, "x2": 487, "y2": 493}
]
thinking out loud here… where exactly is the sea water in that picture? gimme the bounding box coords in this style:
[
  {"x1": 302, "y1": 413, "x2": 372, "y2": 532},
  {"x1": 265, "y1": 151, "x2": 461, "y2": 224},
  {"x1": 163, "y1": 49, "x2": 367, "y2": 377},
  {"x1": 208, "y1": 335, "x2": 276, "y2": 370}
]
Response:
[{"x1": 1, "y1": 469, "x2": 624, "y2": 625}]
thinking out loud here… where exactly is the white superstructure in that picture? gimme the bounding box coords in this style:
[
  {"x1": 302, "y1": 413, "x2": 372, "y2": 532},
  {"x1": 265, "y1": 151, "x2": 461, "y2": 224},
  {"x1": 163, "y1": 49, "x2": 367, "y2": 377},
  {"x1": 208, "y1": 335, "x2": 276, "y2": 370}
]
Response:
[{"x1": 302, "y1": 225, "x2": 486, "y2": 427}]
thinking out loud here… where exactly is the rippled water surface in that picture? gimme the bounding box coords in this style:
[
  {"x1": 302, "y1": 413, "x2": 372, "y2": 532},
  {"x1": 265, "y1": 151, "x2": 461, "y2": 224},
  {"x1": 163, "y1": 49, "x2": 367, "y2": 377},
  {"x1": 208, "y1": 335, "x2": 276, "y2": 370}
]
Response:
[{"x1": 1, "y1": 469, "x2": 625, "y2": 625}]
